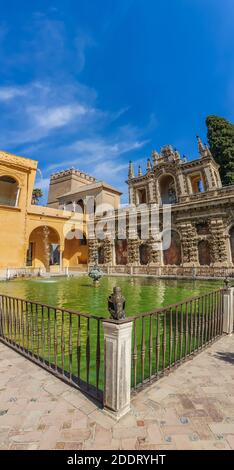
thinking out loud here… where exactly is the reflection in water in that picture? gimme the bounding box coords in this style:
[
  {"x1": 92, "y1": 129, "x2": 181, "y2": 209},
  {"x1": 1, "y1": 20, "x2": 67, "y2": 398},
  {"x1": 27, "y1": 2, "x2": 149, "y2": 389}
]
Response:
[{"x1": 0, "y1": 276, "x2": 222, "y2": 317}]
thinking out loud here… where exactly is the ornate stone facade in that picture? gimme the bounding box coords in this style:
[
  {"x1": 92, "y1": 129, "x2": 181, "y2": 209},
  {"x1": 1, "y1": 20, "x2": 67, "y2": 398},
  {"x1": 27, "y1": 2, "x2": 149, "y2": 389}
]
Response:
[{"x1": 91, "y1": 137, "x2": 234, "y2": 276}]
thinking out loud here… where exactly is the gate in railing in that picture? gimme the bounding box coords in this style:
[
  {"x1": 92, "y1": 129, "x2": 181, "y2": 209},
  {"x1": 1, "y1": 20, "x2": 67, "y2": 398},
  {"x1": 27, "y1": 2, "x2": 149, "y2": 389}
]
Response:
[
  {"x1": 131, "y1": 289, "x2": 225, "y2": 391},
  {"x1": 0, "y1": 295, "x2": 104, "y2": 402}
]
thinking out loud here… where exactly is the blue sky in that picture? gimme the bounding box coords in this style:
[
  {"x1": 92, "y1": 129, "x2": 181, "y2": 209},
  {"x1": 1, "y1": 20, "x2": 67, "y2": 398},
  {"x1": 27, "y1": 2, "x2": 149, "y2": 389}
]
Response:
[{"x1": 0, "y1": 0, "x2": 233, "y2": 203}]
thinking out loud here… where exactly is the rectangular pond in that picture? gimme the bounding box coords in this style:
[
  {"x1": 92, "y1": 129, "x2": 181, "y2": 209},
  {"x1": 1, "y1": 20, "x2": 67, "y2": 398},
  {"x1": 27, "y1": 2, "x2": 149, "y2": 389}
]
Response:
[{"x1": 0, "y1": 275, "x2": 223, "y2": 316}]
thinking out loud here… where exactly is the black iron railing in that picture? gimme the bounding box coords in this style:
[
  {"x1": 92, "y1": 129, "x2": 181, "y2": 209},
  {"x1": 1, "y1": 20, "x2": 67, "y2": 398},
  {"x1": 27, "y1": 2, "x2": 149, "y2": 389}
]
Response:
[
  {"x1": 0, "y1": 288, "x2": 226, "y2": 403},
  {"x1": 131, "y1": 289, "x2": 224, "y2": 391},
  {"x1": 0, "y1": 295, "x2": 104, "y2": 402}
]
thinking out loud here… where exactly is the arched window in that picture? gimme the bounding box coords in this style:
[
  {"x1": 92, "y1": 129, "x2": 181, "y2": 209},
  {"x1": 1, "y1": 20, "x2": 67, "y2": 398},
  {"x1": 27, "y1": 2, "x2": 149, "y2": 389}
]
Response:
[
  {"x1": 137, "y1": 188, "x2": 147, "y2": 204},
  {"x1": 198, "y1": 240, "x2": 211, "y2": 266},
  {"x1": 28, "y1": 226, "x2": 60, "y2": 271},
  {"x1": 229, "y1": 227, "x2": 234, "y2": 264},
  {"x1": 76, "y1": 199, "x2": 85, "y2": 214},
  {"x1": 159, "y1": 175, "x2": 177, "y2": 204},
  {"x1": 190, "y1": 173, "x2": 205, "y2": 193},
  {"x1": 0, "y1": 176, "x2": 19, "y2": 207},
  {"x1": 139, "y1": 243, "x2": 150, "y2": 265},
  {"x1": 163, "y1": 230, "x2": 181, "y2": 265}
]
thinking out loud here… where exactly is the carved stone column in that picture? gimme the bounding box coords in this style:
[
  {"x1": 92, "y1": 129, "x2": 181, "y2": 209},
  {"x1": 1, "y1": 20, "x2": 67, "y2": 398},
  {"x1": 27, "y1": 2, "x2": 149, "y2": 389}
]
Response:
[
  {"x1": 155, "y1": 179, "x2": 161, "y2": 204},
  {"x1": 127, "y1": 238, "x2": 140, "y2": 265},
  {"x1": 88, "y1": 238, "x2": 98, "y2": 264},
  {"x1": 104, "y1": 238, "x2": 113, "y2": 264},
  {"x1": 179, "y1": 223, "x2": 199, "y2": 266},
  {"x1": 209, "y1": 219, "x2": 228, "y2": 266},
  {"x1": 148, "y1": 236, "x2": 161, "y2": 265},
  {"x1": 148, "y1": 178, "x2": 155, "y2": 204}
]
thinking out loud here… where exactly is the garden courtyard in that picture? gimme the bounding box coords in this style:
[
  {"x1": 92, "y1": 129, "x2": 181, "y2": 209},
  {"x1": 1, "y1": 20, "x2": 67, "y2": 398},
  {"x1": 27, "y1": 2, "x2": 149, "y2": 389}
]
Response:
[{"x1": 0, "y1": 276, "x2": 233, "y2": 450}]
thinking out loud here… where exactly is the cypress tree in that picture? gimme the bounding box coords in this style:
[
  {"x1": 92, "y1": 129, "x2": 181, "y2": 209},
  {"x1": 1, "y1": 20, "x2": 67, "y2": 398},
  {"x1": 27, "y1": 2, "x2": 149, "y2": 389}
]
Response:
[{"x1": 206, "y1": 115, "x2": 234, "y2": 185}]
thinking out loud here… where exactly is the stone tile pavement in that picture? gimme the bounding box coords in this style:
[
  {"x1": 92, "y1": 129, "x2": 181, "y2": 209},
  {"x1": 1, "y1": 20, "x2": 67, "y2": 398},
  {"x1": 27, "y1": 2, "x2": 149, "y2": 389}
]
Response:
[{"x1": 0, "y1": 335, "x2": 234, "y2": 450}]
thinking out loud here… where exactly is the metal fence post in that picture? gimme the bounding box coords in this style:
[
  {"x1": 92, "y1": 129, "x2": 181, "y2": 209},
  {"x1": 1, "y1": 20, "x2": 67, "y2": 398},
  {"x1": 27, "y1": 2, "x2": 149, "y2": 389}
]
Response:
[
  {"x1": 223, "y1": 287, "x2": 234, "y2": 334},
  {"x1": 103, "y1": 287, "x2": 132, "y2": 419}
]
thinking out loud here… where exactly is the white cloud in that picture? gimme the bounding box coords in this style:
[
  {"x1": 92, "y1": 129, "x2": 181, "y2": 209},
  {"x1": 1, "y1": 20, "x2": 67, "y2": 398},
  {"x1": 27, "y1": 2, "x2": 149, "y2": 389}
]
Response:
[
  {"x1": 0, "y1": 80, "x2": 102, "y2": 147},
  {"x1": 0, "y1": 12, "x2": 155, "y2": 204},
  {"x1": 0, "y1": 86, "x2": 28, "y2": 101},
  {"x1": 46, "y1": 136, "x2": 149, "y2": 172},
  {"x1": 32, "y1": 104, "x2": 89, "y2": 130},
  {"x1": 75, "y1": 31, "x2": 96, "y2": 73}
]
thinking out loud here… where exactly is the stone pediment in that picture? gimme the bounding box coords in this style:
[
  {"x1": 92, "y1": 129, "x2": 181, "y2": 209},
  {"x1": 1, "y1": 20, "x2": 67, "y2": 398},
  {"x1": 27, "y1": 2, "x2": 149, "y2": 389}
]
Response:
[{"x1": 157, "y1": 145, "x2": 181, "y2": 163}]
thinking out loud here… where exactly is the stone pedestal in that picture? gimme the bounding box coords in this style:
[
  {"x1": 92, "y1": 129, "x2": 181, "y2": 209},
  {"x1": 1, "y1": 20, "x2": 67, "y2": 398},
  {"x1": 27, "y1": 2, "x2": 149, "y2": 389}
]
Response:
[
  {"x1": 223, "y1": 288, "x2": 234, "y2": 335},
  {"x1": 103, "y1": 320, "x2": 133, "y2": 420}
]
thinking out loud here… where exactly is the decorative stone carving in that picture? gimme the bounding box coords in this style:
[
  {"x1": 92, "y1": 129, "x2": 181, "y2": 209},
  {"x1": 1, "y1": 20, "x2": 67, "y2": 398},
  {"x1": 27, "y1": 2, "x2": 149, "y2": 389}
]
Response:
[
  {"x1": 148, "y1": 237, "x2": 160, "y2": 264},
  {"x1": 104, "y1": 238, "x2": 112, "y2": 264},
  {"x1": 209, "y1": 219, "x2": 228, "y2": 265},
  {"x1": 88, "y1": 238, "x2": 98, "y2": 264},
  {"x1": 178, "y1": 223, "x2": 198, "y2": 265},
  {"x1": 128, "y1": 238, "x2": 140, "y2": 265}
]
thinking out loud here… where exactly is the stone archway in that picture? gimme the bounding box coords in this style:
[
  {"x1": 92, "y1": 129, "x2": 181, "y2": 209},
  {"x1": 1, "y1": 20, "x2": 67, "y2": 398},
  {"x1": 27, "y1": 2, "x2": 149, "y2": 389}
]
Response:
[
  {"x1": 159, "y1": 174, "x2": 177, "y2": 204},
  {"x1": 163, "y1": 230, "x2": 181, "y2": 265},
  {"x1": 27, "y1": 226, "x2": 60, "y2": 272},
  {"x1": 63, "y1": 229, "x2": 88, "y2": 267},
  {"x1": 198, "y1": 240, "x2": 211, "y2": 266},
  {"x1": 0, "y1": 175, "x2": 20, "y2": 207}
]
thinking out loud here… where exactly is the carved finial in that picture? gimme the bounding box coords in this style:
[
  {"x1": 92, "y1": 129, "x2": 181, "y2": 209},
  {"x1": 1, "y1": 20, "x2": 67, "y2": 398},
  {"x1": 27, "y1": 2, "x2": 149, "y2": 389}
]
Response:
[
  {"x1": 108, "y1": 287, "x2": 126, "y2": 320},
  {"x1": 151, "y1": 150, "x2": 159, "y2": 166},
  {"x1": 147, "y1": 158, "x2": 152, "y2": 172},
  {"x1": 196, "y1": 135, "x2": 206, "y2": 157},
  {"x1": 128, "y1": 161, "x2": 134, "y2": 179},
  {"x1": 205, "y1": 144, "x2": 212, "y2": 158},
  {"x1": 138, "y1": 165, "x2": 142, "y2": 176},
  {"x1": 174, "y1": 149, "x2": 181, "y2": 160}
]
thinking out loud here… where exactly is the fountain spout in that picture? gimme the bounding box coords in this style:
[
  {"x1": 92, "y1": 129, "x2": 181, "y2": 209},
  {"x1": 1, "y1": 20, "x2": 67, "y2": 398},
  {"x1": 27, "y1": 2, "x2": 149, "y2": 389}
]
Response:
[{"x1": 88, "y1": 255, "x2": 103, "y2": 287}]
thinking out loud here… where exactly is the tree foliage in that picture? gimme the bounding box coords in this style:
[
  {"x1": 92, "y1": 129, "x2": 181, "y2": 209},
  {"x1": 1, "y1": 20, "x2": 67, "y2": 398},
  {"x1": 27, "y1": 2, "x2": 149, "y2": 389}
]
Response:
[
  {"x1": 32, "y1": 188, "x2": 43, "y2": 205},
  {"x1": 206, "y1": 115, "x2": 234, "y2": 185}
]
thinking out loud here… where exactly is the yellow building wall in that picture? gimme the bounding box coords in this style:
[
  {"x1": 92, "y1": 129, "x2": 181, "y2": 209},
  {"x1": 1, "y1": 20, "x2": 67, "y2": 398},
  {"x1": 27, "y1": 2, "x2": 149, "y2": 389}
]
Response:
[
  {"x1": 0, "y1": 152, "x2": 38, "y2": 270},
  {"x1": 63, "y1": 238, "x2": 88, "y2": 267},
  {"x1": 0, "y1": 151, "x2": 88, "y2": 273}
]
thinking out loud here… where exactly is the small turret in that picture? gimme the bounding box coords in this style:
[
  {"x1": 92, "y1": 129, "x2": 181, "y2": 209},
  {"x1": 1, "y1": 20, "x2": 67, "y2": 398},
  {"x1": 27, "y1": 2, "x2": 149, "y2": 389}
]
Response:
[
  {"x1": 128, "y1": 161, "x2": 134, "y2": 179},
  {"x1": 152, "y1": 150, "x2": 159, "y2": 166},
  {"x1": 147, "y1": 158, "x2": 152, "y2": 172},
  {"x1": 138, "y1": 165, "x2": 143, "y2": 177},
  {"x1": 196, "y1": 135, "x2": 207, "y2": 158},
  {"x1": 205, "y1": 144, "x2": 212, "y2": 158}
]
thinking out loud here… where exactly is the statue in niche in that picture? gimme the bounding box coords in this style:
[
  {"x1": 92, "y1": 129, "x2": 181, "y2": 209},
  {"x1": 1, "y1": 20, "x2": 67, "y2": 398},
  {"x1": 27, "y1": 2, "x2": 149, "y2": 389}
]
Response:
[{"x1": 168, "y1": 181, "x2": 177, "y2": 203}]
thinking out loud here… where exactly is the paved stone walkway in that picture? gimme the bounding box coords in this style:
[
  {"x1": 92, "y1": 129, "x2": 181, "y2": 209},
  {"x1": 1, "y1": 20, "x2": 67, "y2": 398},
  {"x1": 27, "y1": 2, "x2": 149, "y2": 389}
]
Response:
[{"x1": 0, "y1": 336, "x2": 234, "y2": 450}]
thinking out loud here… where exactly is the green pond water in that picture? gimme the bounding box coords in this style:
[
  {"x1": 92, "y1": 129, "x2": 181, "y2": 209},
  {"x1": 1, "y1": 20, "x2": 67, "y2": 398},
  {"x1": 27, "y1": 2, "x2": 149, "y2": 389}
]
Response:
[
  {"x1": 0, "y1": 276, "x2": 223, "y2": 392},
  {"x1": 0, "y1": 276, "x2": 223, "y2": 316}
]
